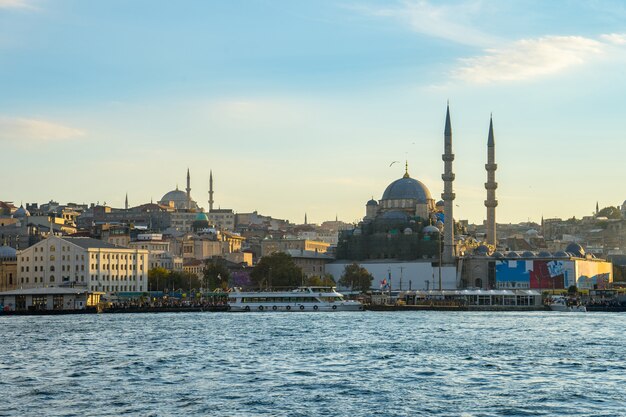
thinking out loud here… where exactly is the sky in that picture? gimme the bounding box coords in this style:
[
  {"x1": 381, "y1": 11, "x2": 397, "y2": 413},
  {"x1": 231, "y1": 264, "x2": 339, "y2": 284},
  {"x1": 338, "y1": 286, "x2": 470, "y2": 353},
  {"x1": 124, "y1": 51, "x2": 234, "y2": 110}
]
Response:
[{"x1": 1, "y1": 0, "x2": 626, "y2": 225}]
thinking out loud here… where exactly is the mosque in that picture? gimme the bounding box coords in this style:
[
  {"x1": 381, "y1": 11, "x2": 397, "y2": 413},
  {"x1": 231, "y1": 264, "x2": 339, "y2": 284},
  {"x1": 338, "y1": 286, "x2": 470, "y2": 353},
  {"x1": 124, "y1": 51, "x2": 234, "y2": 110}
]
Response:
[
  {"x1": 158, "y1": 169, "x2": 201, "y2": 211},
  {"x1": 329, "y1": 105, "x2": 497, "y2": 290}
]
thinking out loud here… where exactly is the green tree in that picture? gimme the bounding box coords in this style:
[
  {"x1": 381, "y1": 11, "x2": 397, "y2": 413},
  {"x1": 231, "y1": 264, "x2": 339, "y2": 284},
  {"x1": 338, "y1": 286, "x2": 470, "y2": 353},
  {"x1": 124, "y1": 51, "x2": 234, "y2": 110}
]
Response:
[
  {"x1": 597, "y1": 206, "x2": 622, "y2": 219},
  {"x1": 338, "y1": 263, "x2": 373, "y2": 293},
  {"x1": 203, "y1": 258, "x2": 231, "y2": 291},
  {"x1": 250, "y1": 252, "x2": 303, "y2": 289},
  {"x1": 167, "y1": 271, "x2": 203, "y2": 294},
  {"x1": 148, "y1": 267, "x2": 170, "y2": 292},
  {"x1": 305, "y1": 273, "x2": 336, "y2": 287}
]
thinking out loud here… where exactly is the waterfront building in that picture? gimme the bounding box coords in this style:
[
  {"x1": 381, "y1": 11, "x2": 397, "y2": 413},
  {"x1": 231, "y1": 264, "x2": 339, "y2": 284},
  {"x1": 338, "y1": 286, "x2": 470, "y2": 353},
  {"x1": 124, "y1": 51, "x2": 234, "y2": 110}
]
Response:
[
  {"x1": 0, "y1": 287, "x2": 101, "y2": 312},
  {"x1": 16, "y1": 236, "x2": 149, "y2": 294},
  {"x1": 461, "y1": 243, "x2": 613, "y2": 290},
  {"x1": 0, "y1": 245, "x2": 17, "y2": 292}
]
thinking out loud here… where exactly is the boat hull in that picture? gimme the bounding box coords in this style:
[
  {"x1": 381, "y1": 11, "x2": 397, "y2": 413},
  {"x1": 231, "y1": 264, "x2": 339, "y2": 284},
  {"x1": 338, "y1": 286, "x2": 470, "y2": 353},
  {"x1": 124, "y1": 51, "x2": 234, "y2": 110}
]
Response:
[{"x1": 229, "y1": 302, "x2": 363, "y2": 312}]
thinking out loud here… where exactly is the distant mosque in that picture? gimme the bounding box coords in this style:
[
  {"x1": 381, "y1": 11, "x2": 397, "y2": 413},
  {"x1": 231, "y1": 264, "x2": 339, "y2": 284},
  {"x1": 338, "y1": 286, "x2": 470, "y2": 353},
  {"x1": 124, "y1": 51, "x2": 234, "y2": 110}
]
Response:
[
  {"x1": 159, "y1": 169, "x2": 201, "y2": 211},
  {"x1": 337, "y1": 104, "x2": 498, "y2": 263}
]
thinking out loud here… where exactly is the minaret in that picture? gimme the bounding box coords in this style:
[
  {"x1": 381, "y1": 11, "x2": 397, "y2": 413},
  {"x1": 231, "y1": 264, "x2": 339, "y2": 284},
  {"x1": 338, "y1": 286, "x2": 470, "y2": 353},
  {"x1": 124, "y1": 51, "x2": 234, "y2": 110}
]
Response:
[
  {"x1": 125, "y1": 193, "x2": 129, "y2": 210},
  {"x1": 208, "y1": 170, "x2": 214, "y2": 212},
  {"x1": 304, "y1": 213, "x2": 308, "y2": 225},
  {"x1": 441, "y1": 104, "x2": 456, "y2": 264},
  {"x1": 186, "y1": 168, "x2": 191, "y2": 209},
  {"x1": 484, "y1": 115, "x2": 498, "y2": 247}
]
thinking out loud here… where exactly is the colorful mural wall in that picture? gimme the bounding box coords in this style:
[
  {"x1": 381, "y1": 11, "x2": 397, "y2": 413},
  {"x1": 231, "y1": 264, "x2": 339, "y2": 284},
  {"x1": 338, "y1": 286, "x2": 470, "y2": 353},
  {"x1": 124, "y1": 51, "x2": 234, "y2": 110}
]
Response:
[{"x1": 495, "y1": 259, "x2": 612, "y2": 290}]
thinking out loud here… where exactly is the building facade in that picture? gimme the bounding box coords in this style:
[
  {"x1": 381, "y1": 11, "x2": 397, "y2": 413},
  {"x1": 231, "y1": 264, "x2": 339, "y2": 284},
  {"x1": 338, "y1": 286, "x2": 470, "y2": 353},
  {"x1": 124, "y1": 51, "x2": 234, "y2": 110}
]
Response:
[{"x1": 17, "y1": 236, "x2": 149, "y2": 294}]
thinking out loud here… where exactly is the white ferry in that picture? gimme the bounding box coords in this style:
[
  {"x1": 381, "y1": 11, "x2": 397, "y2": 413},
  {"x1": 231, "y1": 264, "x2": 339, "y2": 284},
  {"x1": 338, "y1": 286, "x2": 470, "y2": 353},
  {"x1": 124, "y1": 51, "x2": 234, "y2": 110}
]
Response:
[{"x1": 228, "y1": 286, "x2": 363, "y2": 312}]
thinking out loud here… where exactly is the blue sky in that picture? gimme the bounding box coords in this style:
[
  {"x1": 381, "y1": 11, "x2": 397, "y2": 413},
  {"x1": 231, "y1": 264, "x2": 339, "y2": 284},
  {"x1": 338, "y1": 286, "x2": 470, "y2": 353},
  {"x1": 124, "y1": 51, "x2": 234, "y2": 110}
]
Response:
[{"x1": 2, "y1": 0, "x2": 626, "y2": 225}]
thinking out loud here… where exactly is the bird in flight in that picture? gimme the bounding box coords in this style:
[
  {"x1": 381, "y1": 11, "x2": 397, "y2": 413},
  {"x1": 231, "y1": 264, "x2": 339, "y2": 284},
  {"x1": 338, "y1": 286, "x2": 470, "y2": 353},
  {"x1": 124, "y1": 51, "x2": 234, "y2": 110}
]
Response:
[{"x1": 389, "y1": 161, "x2": 400, "y2": 167}]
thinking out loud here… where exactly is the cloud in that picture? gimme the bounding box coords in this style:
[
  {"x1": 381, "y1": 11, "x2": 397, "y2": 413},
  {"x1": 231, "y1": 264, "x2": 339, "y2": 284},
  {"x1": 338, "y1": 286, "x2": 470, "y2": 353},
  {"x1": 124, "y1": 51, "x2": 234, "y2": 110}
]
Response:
[
  {"x1": 0, "y1": 117, "x2": 85, "y2": 143},
  {"x1": 355, "y1": 0, "x2": 497, "y2": 47},
  {"x1": 454, "y1": 36, "x2": 605, "y2": 83},
  {"x1": 0, "y1": 0, "x2": 37, "y2": 10},
  {"x1": 600, "y1": 33, "x2": 626, "y2": 45}
]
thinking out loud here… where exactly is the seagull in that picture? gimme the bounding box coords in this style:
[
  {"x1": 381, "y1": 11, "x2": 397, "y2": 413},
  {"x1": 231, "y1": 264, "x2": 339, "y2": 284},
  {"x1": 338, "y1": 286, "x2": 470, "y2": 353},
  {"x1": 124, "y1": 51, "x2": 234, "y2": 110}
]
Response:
[{"x1": 389, "y1": 161, "x2": 400, "y2": 167}]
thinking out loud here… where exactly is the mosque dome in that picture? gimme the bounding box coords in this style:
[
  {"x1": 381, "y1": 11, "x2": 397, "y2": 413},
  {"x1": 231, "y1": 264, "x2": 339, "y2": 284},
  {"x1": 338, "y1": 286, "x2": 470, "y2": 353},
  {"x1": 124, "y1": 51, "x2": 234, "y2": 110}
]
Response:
[
  {"x1": 436, "y1": 200, "x2": 445, "y2": 207},
  {"x1": 403, "y1": 228, "x2": 413, "y2": 235},
  {"x1": 13, "y1": 206, "x2": 30, "y2": 218},
  {"x1": 506, "y1": 252, "x2": 520, "y2": 258},
  {"x1": 0, "y1": 245, "x2": 17, "y2": 259},
  {"x1": 522, "y1": 251, "x2": 536, "y2": 258},
  {"x1": 554, "y1": 251, "x2": 570, "y2": 258},
  {"x1": 382, "y1": 176, "x2": 432, "y2": 203},
  {"x1": 538, "y1": 251, "x2": 552, "y2": 258},
  {"x1": 160, "y1": 188, "x2": 189, "y2": 204},
  {"x1": 565, "y1": 243, "x2": 585, "y2": 258},
  {"x1": 492, "y1": 251, "x2": 504, "y2": 259},
  {"x1": 195, "y1": 212, "x2": 209, "y2": 222},
  {"x1": 366, "y1": 199, "x2": 378, "y2": 206}
]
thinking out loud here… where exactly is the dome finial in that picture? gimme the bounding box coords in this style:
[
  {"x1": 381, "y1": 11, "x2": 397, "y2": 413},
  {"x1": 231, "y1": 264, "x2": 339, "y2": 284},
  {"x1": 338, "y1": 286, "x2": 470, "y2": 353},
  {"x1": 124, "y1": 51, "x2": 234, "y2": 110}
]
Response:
[{"x1": 403, "y1": 160, "x2": 410, "y2": 178}]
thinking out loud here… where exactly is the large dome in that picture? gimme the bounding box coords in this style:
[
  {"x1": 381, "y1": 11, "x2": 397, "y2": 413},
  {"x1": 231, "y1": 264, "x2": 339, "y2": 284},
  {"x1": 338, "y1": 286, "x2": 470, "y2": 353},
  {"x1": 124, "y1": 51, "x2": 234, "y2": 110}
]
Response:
[
  {"x1": 159, "y1": 187, "x2": 198, "y2": 210},
  {"x1": 382, "y1": 176, "x2": 432, "y2": 203}
]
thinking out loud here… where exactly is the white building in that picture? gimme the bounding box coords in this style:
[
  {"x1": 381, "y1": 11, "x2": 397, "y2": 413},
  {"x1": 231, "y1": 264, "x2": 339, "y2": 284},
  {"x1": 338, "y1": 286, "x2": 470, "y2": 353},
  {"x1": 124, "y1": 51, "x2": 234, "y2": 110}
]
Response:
[{"x1": 17, "y1": 236, "x2": 149, "y2": 294}]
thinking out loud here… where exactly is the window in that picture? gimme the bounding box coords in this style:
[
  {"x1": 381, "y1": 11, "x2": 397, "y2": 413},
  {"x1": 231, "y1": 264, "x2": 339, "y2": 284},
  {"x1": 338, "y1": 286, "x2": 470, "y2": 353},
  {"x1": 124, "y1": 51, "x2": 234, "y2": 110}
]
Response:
[
  {"x1": 53, "y1": 295, "x2": 64, "y2": 310},
  {"x1": 50, "y1": 245, "x2": 56, "y2": 252},
  {"x1": 50, "y1": 265, "x2": 55, "y2": 272},
  {"x1": 50, "y1": 255, "x2": 55, "y2": 261},
  {"x1": 50, "y1": 275, "x2": 55, "y2": 282}
]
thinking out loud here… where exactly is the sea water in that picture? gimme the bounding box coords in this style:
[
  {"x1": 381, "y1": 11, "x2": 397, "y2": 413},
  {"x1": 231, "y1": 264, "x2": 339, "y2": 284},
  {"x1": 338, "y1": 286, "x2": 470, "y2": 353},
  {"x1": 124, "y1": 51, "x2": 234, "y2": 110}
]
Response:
[{"x1": 1, "y1": 311, "x2": 625, "y2": 416}]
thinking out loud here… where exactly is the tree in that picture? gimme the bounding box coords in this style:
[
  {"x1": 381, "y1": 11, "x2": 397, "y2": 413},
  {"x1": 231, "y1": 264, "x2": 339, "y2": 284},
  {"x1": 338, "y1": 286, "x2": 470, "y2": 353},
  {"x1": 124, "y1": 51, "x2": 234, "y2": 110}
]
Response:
[
  {"x1": 168, "y1": 271, "x2": 203, "y2": 294},
  {"x1": 305, "y1": 273, "x2": 336, "y2": 287},
  {"x1": 203, "y1": 259, "x2": 231, "y2": 291},
  {"x1": 250, "y1": 252, "x2": 303, "y2": 289},
  {"x1": 338, "y1": 263, "x2": 373, "y2": 293},
  {"x1": 597, "y1": 206, "x2": 622, "y2": 220},
  {"x1": 148, "y1": 267, "x2": 170, "y2": 292}
]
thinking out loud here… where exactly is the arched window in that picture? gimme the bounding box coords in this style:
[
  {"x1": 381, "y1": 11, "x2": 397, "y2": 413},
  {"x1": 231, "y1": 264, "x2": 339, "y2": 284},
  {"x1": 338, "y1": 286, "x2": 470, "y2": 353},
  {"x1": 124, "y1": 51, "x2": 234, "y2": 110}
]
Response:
[
  {"x1": 475, "y1": 278, "x2": 482, "y2": 288},
  {"x1": 50, "y1": 275, "x2": 55, "y2": 282},
  {"x1": 50, "y1": 255, "x2": 55, "y2": 261},
  {"x1": 50, "y1": 245, "x2": 56, "y2": 252},
  {"x1": 50, "y1": 265, "x2": 55, "y2": 272}
]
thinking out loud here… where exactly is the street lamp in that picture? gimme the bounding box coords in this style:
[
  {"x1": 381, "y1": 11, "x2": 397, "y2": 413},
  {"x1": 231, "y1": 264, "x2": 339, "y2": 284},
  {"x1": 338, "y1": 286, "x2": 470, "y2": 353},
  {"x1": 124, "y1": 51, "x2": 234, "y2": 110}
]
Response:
[{"x1": 438, "y1": 230, "x2": 443, "y2": 292}]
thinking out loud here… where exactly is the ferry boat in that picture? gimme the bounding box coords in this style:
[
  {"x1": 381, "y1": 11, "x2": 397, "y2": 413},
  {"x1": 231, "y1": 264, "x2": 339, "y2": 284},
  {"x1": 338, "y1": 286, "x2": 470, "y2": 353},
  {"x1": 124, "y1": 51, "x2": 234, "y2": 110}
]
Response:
[{"x1": 228, "y1": 286, "x2": 363, "y2": 312}]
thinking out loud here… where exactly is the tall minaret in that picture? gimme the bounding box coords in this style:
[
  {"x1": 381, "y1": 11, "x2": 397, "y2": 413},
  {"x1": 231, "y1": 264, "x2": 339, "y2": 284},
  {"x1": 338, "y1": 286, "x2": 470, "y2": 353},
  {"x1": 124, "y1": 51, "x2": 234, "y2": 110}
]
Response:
[
  {"x1": 484, "y1": 115, "x2": 498, "y2": 247},
  {"x1": 304, "y1": 213, "x2": 308, "y2": 225},
  {"x1": 441, "y1": 104, "x2": 456, "y2": 264},
  {"x1": 125, "y1": 193, "x2": 129, "y2": 210},
  {"x1": 208, "y1": 170, "x2": 214, "y2": 212},
  {"x1": 186, "y1": 168, "x2": 191, "y2": 209}
]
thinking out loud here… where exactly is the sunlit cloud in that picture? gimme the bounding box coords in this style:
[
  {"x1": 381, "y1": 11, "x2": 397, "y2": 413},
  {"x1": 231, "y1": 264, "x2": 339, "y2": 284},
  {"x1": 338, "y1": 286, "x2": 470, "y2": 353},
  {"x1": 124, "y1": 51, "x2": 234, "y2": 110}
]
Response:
[
  {"x1": 0, "y1": 117, "x2": 86, "y2": 143},
  {"x1": 600, "y1": 33, "x2": 626, "y2": 45},
  {"x1": 454, "y1": 36, "x2": 605, "y2": 83}
]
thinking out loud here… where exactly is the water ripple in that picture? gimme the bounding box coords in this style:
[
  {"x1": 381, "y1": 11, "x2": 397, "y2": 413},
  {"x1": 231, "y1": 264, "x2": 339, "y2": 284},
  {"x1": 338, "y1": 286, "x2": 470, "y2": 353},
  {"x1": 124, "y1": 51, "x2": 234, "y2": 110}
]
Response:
[{"x1": 1, "y1": 311, "x2": 626, "y2": 416}]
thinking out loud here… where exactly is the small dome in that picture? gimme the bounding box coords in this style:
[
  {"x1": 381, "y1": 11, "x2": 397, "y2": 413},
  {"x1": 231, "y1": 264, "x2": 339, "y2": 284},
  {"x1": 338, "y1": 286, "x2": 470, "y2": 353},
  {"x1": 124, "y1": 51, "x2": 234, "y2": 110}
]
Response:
[
  {"x1": 13, "y1": 205, "x2": 30, "y2": 218},
  {"x1": 423, "y1": 225, "x2": 440, "y2": 234},
  {"x1": 493, "y1": 251, "x2": 504, "y2": 259},
  {"x1": 366, "y1": 199, "x2": 378, "y2": 206},
  {"x1": 382, "y1": 176, "x2": 432, "y2": 203},
  {"x1": 522, "y1": 251, "x2": 536, "y2": 258},
  {"x1": 525, "y1": 229, "x2": 539, "y2": 236},
  {"x1": 381, "y1": 210, "x2": 409, "y2": 221},
  {"x1": 353, "y1": 228, "x2": 362, "y2": 236},
  {"x1": 506, "y1": 252, "x2": 520, "y2": 258},
  {"x1": 0, "y1": 245, "x2": 17, "y2": 258},
  {"x1": 554, "y1": 251, "x2": 570, "y2": 258},
  {"x1": 403, "y1": 228, "x2": 413, "y2": 235},
  {"x1": 436, "y1": 200, "x2": 444, "y2": 207},
  {"x1": 538, "y1": 251, "x2": 552, "y2": 258},
  {"x1": 195, "y1": 212, "x2": 209, "y2": 222},
  {"x1": 565, "y1": 243, "x2": 585, "y2": 258}
]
